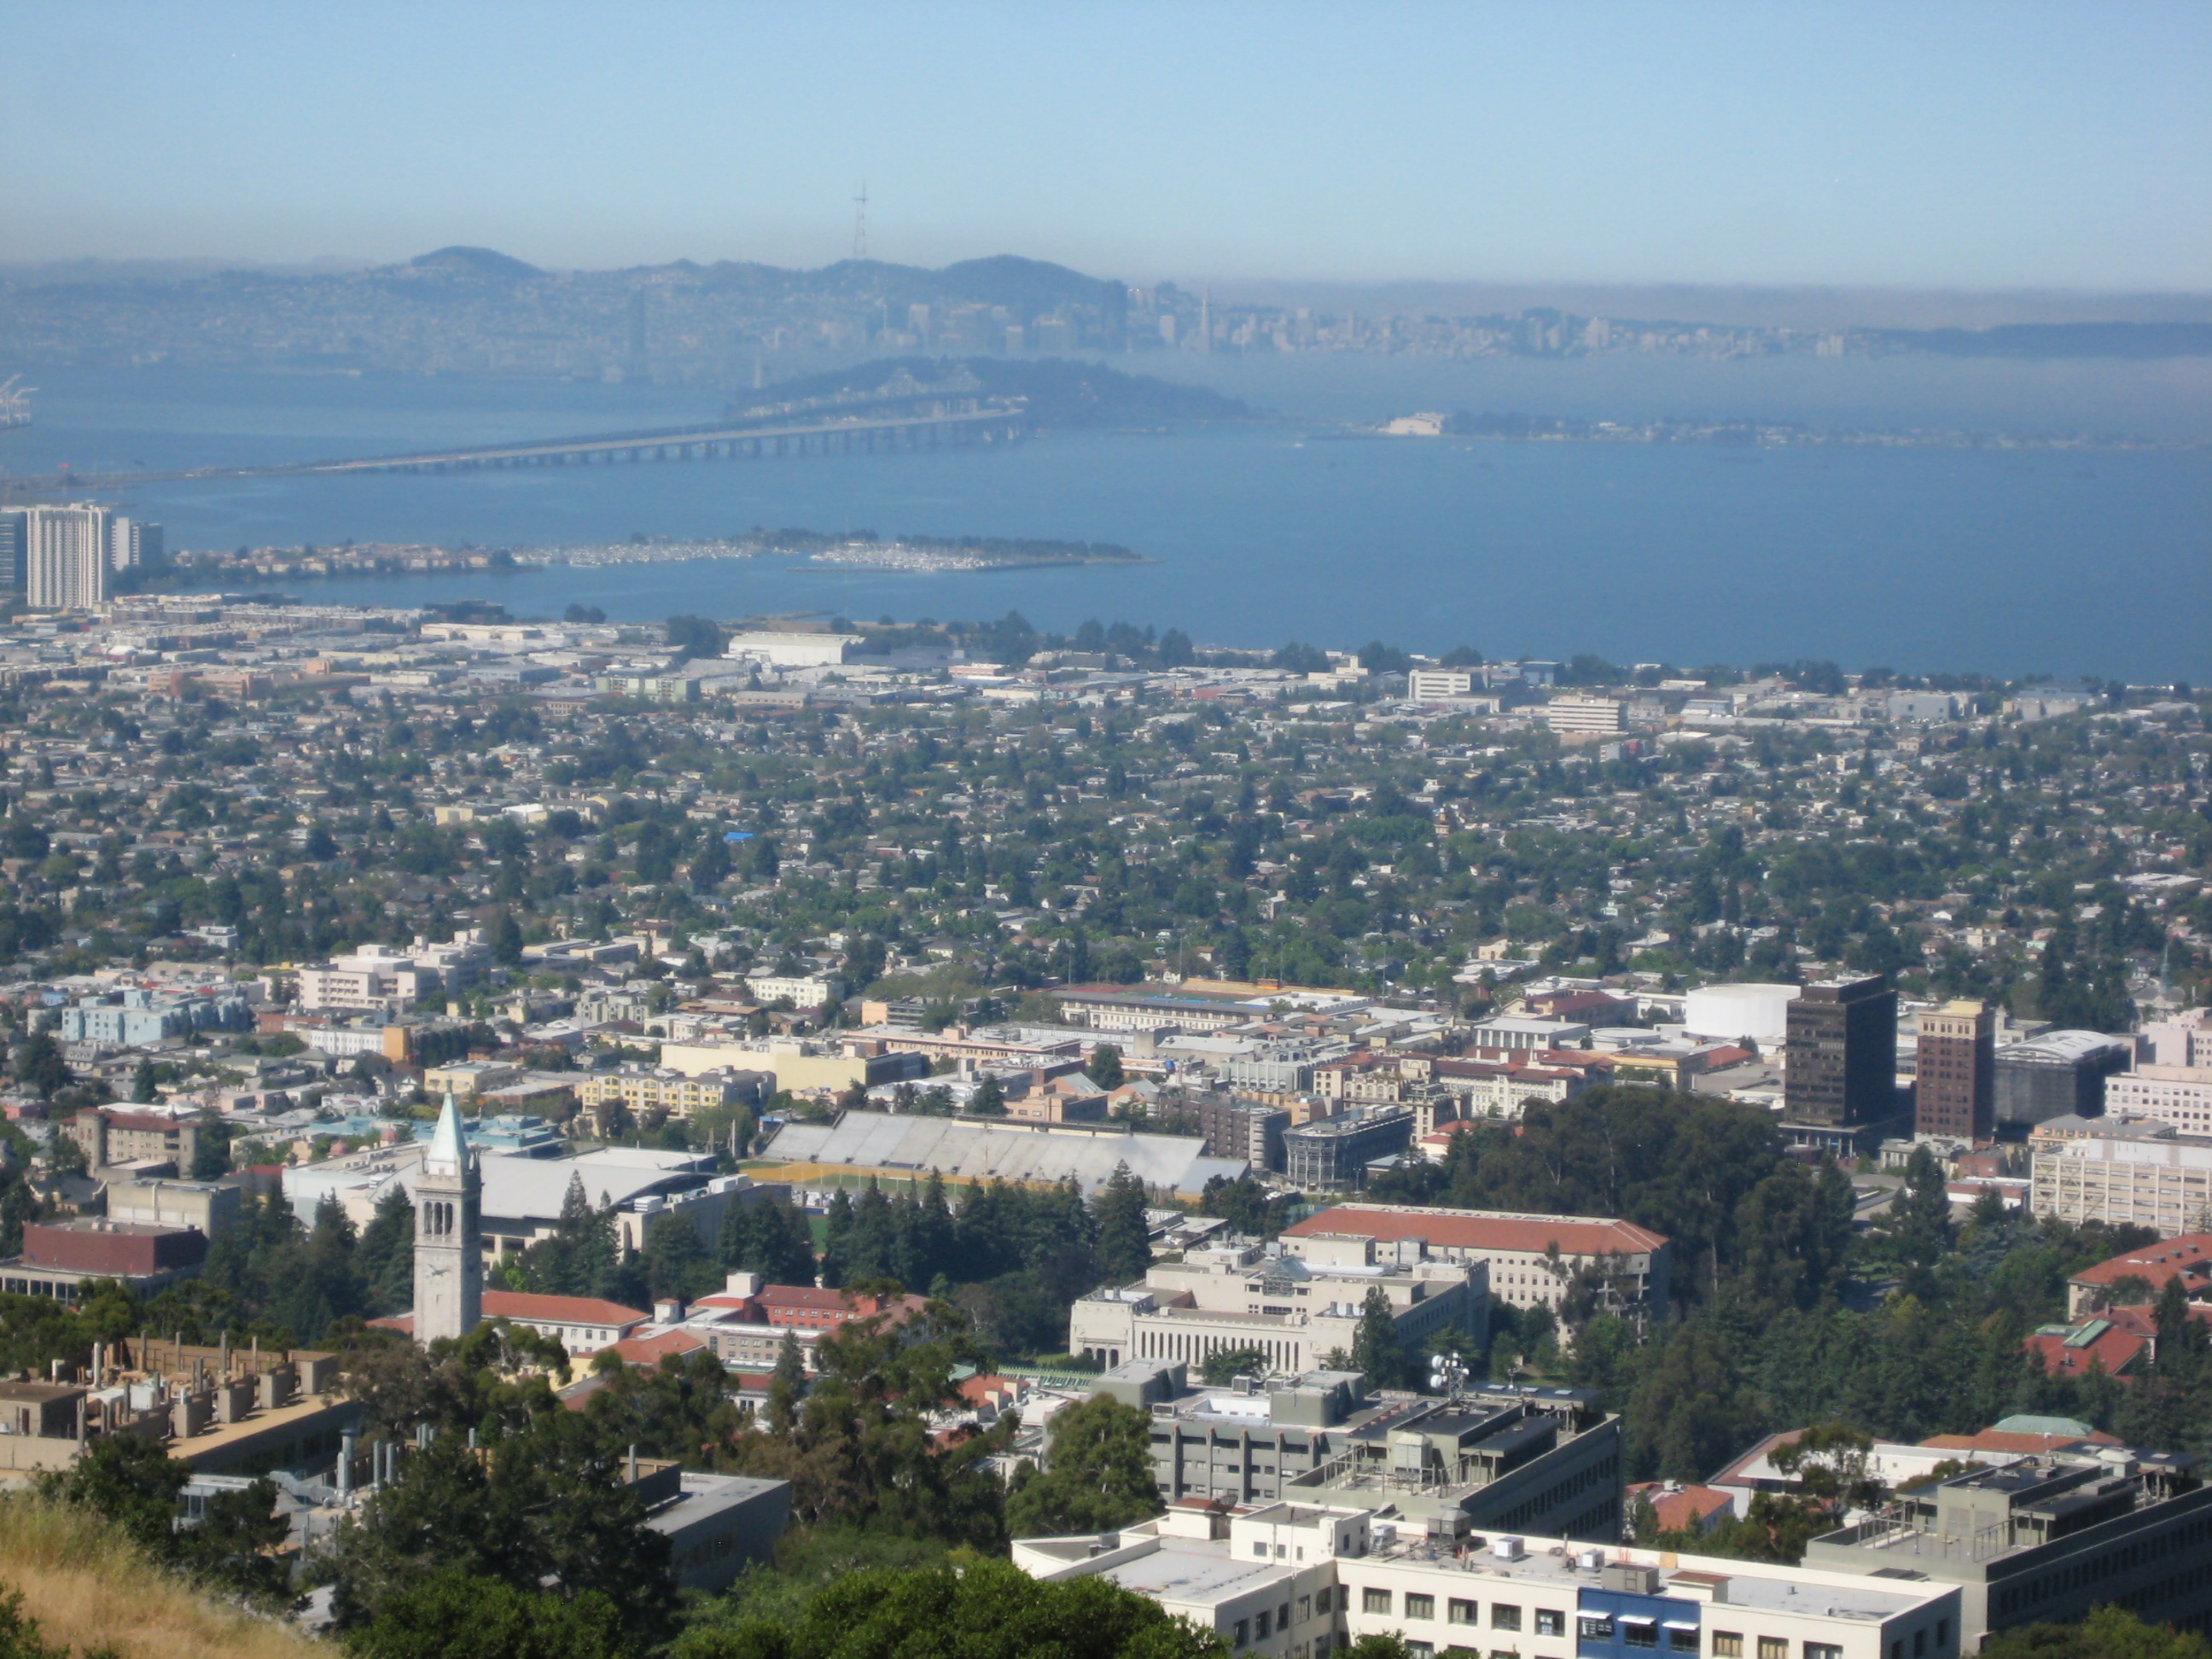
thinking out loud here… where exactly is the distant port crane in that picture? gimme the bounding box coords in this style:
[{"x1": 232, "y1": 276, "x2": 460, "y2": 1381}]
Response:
[{"x1": 0, "y1": 376, "x2": 32, "y2": 430}]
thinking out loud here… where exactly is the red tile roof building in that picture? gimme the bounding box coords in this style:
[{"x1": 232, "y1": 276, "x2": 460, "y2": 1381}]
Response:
[
  {"x1": 649, "y1": 1281, "x2": 930, "y2": 1374},
  {"x1": 1627, "y1": 1481, "x2": 1735, "y2": 1534},
  {"x1": 369, "y1": 1289, "x2": 649, "y2": 1353},
  {"x1": 1280, "y1": 1202, "x2": 1671, "y2": 1324},
  {"x1": 2065, "y1": 1234, "x2": 2212, "y2": 1319},
  {"x1": 2023, "y1": 1307, "x2": 2158, "y2": 1381}
]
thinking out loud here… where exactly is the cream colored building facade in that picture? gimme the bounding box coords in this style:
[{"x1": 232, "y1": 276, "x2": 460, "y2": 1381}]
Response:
[
  {"x1": 2032, "y1": 1131, "x2": 2212, "y2": 1234},
  {"x1": 1066, "y1": 1239, "x2": 1486, "y2": 1376},
  {"x1": 2106, "y1": 1065, "x2": 2212, "y2": 1137}
]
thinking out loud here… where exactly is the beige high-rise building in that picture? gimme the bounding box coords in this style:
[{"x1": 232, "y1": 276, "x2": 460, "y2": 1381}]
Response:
[
  {"x1": 24, "y1": 504, "x2": 112, "y2": 609},
  {"x1": 1917, "y1": 999, "x2": 1995, "y2": 1142}
]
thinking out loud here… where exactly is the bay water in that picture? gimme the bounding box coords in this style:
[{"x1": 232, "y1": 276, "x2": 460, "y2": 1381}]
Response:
[{"x1": 7, "y1": 356, "x2": 2206, "y2": 681}]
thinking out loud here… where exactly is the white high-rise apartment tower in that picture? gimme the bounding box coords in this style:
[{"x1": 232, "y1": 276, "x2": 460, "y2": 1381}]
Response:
[
  {"x1": 24, "y1": 504, "x2": 113, "y2": 609},
  {"x1": 411, "y1": 1093, "x2": 482, "y2": 1345}
]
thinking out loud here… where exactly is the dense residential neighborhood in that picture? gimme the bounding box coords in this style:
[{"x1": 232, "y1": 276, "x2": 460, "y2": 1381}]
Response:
[{"x1": 0, "y1": 589, "x2": 2199, "y2": 1654}]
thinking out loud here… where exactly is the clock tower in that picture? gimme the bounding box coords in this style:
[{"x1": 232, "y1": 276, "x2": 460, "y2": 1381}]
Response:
[{"x1": 412, "y1": 1092, "x2": 481, "y2": 1346}]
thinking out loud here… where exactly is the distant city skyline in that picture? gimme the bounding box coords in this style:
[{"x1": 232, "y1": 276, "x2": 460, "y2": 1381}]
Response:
[{"x1": 5, "y1": 1, "x2": 2208, "y2": 292}]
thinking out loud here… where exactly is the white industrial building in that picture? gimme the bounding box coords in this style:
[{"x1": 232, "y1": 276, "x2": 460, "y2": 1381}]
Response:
[{"x1": 723, "y1": 631, "x2": 861, "y2": 667}]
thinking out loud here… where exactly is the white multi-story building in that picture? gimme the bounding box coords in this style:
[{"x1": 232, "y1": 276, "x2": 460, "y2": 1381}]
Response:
[
  {"x1": 2032, "y1": 1128, "x2": 2212, "y2": 1235},
  {"x1": 1015, "y1": 1504, "x2": 1964, "y2": 1659},
  {"x1": 1407, "y1": 669, "x2": 1476, "y2": 701},
  {"x1": 743, "y1": 973, "x2": 843, "y2": 1008},
  {"x1": 2106, "y1": 1065, "x2": 2212, "y2": 1137},
  {"x1": 1542, "y1": 696, "x2": 1627, "y2": 734},
  {"x1": 2139, "y1": 1009, "x2": 2212, "y2": 1069},
  {"x1": 295, "y1": 934, "x2": 492, "y2": 1014},
  {"x1": 297, "y1": 946, "x2": 434, "y2": 1013},
  {"x1": 1066, "y1": 1238, "x2": 1486, "y2": 1377},
  {"x1": 24, "y1": 504, "x2": 112, "y2": 609},
  {"x1": 1435, "y1": 1062, "x2": 1588, "y2": 1120}
]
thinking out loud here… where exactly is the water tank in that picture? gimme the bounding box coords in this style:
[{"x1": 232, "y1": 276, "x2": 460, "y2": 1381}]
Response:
[{"x1": 1684, "y1": 982, "x2": 1801, "y2": 1045}]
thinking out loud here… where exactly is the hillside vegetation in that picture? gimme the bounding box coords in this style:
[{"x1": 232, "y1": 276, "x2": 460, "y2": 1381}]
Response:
[{"x1": 0, "y1": 1498, "x2": 320, "y2": 1659}]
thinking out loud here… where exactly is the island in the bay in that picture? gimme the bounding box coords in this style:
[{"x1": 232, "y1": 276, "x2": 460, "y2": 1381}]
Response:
[
  {"x1": 554, "y1": 526, "x2": 1141, "y2": 573},
  {"x1": 1367, "y1": 409, "x2": 2187, "y2": 451},
  {"x1": 144, "y1": 524, "x2": 1144, "y2": 585}
]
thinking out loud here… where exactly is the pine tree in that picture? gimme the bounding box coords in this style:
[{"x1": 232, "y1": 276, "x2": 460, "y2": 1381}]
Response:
[
  {"x1": 1891, "y1": 1145, "x2": 1955, "y2": 1266},
  {"x1": 818, "y1": 1188, "x2": 856, "y2": 1288},
  {"x1": 721, "y1": 1191, "x2": 817, "y2": 1287},
  {"x1": 358, "y1": 1184, "x2": 416, "y2": 1316},
  {"x1": 1087, "y1": 1045, "x2": 1125, "y2": 1090},
  {"x1": 643, "y1": 1210, "x2": 719, "y2": 1302},
  {"x1": 765, "y1": 1330, "x2": 806, "y2": 1435},
  {"x1": 1005, "y1": 1394, "x2": 1161, "y2": 1537},
  {"x1": 524, "y1": 1173, "x2": 620, "y2": 1297},
  {"x1": 969, "y1": 1074, "x2": 1006, "y2": 1117},
  {"x1": 690, "y1": 835, "x2": 732, "y2": 891},
  {"x1": 1091, "y1": 1163, "x2": 1152, "y2": 1284},
  {"x1": 1349, "y1": 1285, "x2": 1405, "y2": 1389},
  {"x1": 12, "y1": 1032, "x2": 70, "y2": 1099}
]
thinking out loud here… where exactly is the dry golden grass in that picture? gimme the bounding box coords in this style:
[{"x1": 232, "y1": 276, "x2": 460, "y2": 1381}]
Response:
[{"x1": 0, "y1": 1496, "x2": 327, "y2": 1659}]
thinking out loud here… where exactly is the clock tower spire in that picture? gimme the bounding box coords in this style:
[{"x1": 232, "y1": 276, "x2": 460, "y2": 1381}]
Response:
[{"x1": 412, "y1": 1092, "x2": 481, "y2": 1346}]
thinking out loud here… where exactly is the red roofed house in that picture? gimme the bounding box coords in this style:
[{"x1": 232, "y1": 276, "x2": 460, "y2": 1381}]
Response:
[
  {"x1": 1627, "y1": 1481, "x2": 1734, "y2": 1536},
  {"x1": 602, "y1": 1329, "x2": 710, "y2": 1370},
  {"x1": 370, "y1": 1289, "x2": 649, "y2": 1353},
  {"x1": 2026, "y1": 1300, "x2": 2212, "y2": 1382},
  {"x1": 2065, "y1": 1234, "x2": 2212, "y2": 1318},
  {"x1": 2023, "y1": 1307, "x2": 2158, "y2": 1382},
  {"x1": 1432, "y1": 1057, "x2": 1598, "y2": 1121},
  {"x1": 956, "y1": 1372, "x2": 1028, "y2": 1425},
  {"x1": 1416, "y1": 1120, "x2": 1487, "y2": 1161},
  {"x1": 1280, "y1": 1202, "x2": 1671, "y2": 1324},
  {"x1": 1522, "y1": 988, "x2": 1637, "y2": 1025},
  {"x1": 653, "y1": 1273, "x2": 930, "y2": 1373}
]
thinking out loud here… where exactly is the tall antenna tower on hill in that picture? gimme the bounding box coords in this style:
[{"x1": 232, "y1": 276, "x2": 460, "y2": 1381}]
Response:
[{"x1": 853, "y1": 182, "x2": 868, "y2": 261}]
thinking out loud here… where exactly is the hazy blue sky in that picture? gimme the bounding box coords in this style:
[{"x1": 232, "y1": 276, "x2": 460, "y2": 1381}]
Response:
[{"x1": 7, "y1": 1, "x2": 2208, "y2": 289}]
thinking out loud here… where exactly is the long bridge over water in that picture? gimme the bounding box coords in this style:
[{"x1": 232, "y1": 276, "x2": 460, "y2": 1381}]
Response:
[{"x1": 1, "y1": 399, "x2": 1027, "y2": 499}]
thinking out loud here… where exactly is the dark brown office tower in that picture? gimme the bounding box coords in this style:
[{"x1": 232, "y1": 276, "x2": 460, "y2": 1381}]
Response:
[
  {"x1": 1915, "y1": 999, "x2": 1996, "y2": 1143},
  {"x1": 1784, "y1": 975, "x2": 1900, "y2": 1127}
]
